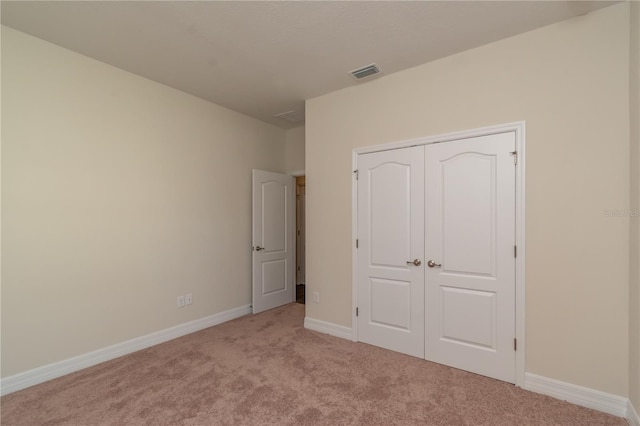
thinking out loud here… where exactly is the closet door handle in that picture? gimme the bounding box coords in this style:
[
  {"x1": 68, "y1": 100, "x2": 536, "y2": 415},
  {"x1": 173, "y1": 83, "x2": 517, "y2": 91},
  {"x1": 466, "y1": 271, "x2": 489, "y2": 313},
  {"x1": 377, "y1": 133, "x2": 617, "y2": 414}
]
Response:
[
  {"x1": 406, "y1": 259, "x2": 422, "y2": 266},
  {"x1": 427, "y1": 260, "x2": 441, "y2": 268},
  {"x1": 255, "y1": 246, "x2": 265, "y2": 251}
]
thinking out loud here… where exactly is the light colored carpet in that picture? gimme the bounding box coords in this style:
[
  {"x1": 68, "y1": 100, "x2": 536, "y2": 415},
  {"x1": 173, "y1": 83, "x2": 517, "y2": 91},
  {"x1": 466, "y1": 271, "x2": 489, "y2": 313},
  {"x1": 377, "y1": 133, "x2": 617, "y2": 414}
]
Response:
[{"x1": 0, "y1": 303, "x2": 626, "y2": 425}]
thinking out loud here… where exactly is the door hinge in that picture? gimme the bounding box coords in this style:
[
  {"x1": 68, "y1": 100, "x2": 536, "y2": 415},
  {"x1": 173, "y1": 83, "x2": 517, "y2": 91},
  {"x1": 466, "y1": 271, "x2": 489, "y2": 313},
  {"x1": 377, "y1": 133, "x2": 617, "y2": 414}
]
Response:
[
  {"x1": 297, "y1": 266, "x2": 300, "y2": 271},
  {"x1": 514, "y1": 245, "x2": 517, "y2": 258},
  {"x1": 514, "y1": 338, "x2": 517, "y2": 351},
  {"x1": 354, "y1": 170, "x2": 359, "y2": 180},
  {"x1": 510, "y1": 151, "x2": 518, "y2": 165},
  {"x1": 356, "y1": 239, "x2": 359, "y2": 248},
  {"x1": 356, "y1": 307, "x2": 359, "y2": 317}
]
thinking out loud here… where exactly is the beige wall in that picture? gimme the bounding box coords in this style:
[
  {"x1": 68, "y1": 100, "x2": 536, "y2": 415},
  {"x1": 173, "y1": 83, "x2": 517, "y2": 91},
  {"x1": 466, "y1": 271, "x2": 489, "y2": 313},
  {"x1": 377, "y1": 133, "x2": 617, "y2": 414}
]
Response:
[
  {"x1": 630, "y1": 0, "x2": 640, "y2": 413},
  {"x1": 306, "y1": 3, "x2": 630, "y2": 396},
  {"x1": 1, "y1": 27, "x2": 285, "y2": 377},
  {"x1": 284, "y1": 126, "x2": 305, "y2": 173}
]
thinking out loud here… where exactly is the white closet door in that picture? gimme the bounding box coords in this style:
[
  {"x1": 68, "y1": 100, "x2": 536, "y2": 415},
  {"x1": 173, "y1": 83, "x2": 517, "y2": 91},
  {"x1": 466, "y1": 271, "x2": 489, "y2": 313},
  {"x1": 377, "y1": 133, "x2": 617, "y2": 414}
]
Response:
[
  {"x1": 356, "y1": 146, "x2": 425, "y2": 358},
  {"x1": 424, "y1": 132, "x2": 516, "y2": 383}
]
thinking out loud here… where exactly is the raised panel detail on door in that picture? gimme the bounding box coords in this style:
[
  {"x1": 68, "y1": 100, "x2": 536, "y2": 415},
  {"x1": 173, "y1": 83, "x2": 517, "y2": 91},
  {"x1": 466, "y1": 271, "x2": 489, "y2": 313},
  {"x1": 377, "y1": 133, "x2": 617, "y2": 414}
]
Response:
[
  {"x1": 442, "y1": 153, "x2": 495, "y2": 277},
  {"x1": 425, "y1": 132, "x2": 516, "y2": 383},
  {"x1": 262, "y1": 182, "x2": 286, "y2": 252},
  {"x1": 440, "y1": 287, "x2": 496, "y2": 349},
  {"x1": 357, "y1": 146, "x2": 425, "y2": 358},
  {"x1": 369, "y1": 278, "x2": 411, "y2": 330},
  {"x1": 370, "y1": 163, "x2": 411, "y2": 267},
  {"x1": 262, "y1": 259, "x2": 286, "y2": 295}
]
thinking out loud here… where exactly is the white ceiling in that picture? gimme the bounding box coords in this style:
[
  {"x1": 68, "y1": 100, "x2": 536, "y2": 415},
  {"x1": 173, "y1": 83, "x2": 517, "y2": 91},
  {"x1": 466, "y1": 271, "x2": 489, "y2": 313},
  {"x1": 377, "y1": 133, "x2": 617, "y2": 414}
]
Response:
[{"x1": 1, "y1": 1, "x2": 618, "y2": 129}]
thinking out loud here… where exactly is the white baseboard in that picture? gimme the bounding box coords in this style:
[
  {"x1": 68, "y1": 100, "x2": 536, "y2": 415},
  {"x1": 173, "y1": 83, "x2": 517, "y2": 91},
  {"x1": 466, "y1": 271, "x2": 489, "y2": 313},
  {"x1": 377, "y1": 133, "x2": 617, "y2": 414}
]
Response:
[
  {"x1": 628, "y1": 399, "x2": 640, "y2": 426},
  {"x1": 0, "y1": 304, "x2": 251, "y2": 396},
  {"x1": 304, "y1": 316, "x2": 352, "y2": 340},
  {"x1": 524, "y1": 373, "x2": 629, "y2": 418}
]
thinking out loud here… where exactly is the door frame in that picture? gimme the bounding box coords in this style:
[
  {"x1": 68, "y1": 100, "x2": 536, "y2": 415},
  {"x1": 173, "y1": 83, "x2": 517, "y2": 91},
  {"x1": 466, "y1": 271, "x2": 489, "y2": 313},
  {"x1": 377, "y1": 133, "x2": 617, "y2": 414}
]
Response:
[{"x1": 351, "y1": 121, "x2": 526, "y2": 387}]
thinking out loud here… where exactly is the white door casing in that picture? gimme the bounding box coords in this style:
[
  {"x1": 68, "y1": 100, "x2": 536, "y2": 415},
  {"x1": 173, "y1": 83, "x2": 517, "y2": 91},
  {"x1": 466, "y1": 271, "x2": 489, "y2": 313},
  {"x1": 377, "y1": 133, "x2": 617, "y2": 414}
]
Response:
[
  {"x1": 252, "y1": 170, "x2": 295, "y2": 314},
  {"x1": 356, "y1": 146, "x2": 425, "y2": 358},
  {"x1": 424, "y1": 132, "x2": 516, "y2": 383}
]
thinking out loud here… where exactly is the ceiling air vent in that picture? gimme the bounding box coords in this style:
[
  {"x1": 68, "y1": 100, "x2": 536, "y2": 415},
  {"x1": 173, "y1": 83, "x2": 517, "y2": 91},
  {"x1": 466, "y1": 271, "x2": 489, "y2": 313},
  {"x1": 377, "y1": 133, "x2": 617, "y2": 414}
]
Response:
[
  {"x1": 349, "y1": 63, "x2": 381, "y2": 80},
  {"x1": 273, "y1": 110, "x2": 303, "y2": 124}
]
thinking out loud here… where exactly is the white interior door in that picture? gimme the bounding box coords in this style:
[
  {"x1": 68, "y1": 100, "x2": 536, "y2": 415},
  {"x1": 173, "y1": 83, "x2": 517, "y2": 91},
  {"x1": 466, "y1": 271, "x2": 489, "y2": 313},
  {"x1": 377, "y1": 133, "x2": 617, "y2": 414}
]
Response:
[
  {"x1": 424, "y1": 132, "x2": 516, "y2": 383},
  {"x1": 252, "y1": 170, "x2": 295, "y2": 314},
  {"x1": 356, "y1": 146, "x2": 425, "y2": 358}
]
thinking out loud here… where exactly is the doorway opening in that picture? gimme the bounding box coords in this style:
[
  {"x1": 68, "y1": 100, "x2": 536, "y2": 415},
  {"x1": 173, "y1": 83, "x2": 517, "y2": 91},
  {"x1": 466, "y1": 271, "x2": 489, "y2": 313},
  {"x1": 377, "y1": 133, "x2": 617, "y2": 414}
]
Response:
[{"x1": 296, "y1": 175, "x2": 306, "y2": 304}]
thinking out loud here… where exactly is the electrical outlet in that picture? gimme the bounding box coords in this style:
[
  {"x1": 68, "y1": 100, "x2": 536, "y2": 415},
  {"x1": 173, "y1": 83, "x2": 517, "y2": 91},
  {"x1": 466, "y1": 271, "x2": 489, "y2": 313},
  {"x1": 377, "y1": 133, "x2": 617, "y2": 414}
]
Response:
[
  {"x1": 177, "y1": 296, "x2": 185, "y2": 308},
  {"x1": 313, "y1": 291, "x2": 320, "y2": 303},
  {"x1": 185, "y1": 293, "x2": 193, "y2": 305}
]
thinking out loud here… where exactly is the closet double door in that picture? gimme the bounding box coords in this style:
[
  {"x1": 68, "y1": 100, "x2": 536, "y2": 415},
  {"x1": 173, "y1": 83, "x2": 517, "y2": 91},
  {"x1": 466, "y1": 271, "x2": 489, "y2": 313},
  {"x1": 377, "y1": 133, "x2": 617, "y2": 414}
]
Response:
[{"x1": 356, "y1": 132, "x2": 516, "y2": 383}]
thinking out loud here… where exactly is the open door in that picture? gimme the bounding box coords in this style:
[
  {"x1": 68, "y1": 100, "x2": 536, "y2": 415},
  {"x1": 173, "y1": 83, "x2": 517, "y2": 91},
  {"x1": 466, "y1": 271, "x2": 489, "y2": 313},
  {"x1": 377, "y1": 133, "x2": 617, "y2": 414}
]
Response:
[{"x1": 252, "y1": 170, "x2": 295, "y2": 314}]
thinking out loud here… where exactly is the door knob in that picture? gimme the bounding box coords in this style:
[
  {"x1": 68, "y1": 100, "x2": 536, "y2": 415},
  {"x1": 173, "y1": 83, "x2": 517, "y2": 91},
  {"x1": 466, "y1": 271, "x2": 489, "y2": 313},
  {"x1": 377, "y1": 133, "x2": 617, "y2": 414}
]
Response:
[
  {"x1": 427, "y1": 260, "x2": 441, "y2": 268},
  {"x1": 255, "y1": 246, "x2": 265, "y2": 251},
  {"x1": 406, "y1": 259, "x2": 422, "y2": 266}
]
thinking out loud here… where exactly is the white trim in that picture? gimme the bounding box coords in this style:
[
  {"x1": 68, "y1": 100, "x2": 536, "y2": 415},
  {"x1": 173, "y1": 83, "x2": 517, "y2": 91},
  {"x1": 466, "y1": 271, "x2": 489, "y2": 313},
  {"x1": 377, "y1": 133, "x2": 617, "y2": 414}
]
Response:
[
  {"x1": 0, "y1": 304, "x2": 251, "y2": 396},
  {"x1": 351, "y1": 121, "x2": 526, "y2": 386},
  {"x1": 524, "y1": 373, "x2": 628, "y2": 418},
  {"x1": 628, "y1": 399, "x2": 640, "y2": 426},
  {"x1": 353, "y1": 121, "x2": 526, "y2": 155},
  {"x1": 304, "y1": 317, "x2": 353, "y2": 340},
  {"x1": 513, "y1": 122, "x2": 526, "y2": 387},
  {"x1": 351, "y1": 152, "x2": 359, "y2": 342}
]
